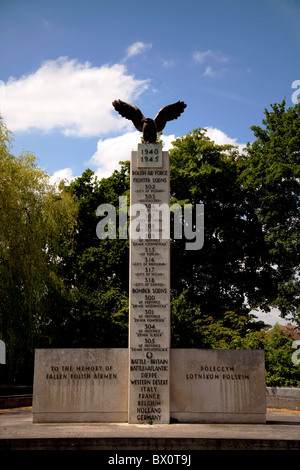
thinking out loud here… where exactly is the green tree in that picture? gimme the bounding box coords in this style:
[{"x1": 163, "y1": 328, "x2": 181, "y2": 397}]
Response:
[
  {"x1": 58, "y1": 165, "x2": 130, "y2": 348},
  {"x1": 169, "y1": 102, "x2": 300, "y2": 331},
  {"x1": 264, "y1": 324, "x2": 300, "y2": 386},
  {"x1": 0, "y1": 116, "x2": 78, "y2": 382},
  {"x1": 169, "y1": 128, "x2": 262, "y2": 322},
  {"x1": 240, "y1": 100, "x2": 300, "y2": 322}
]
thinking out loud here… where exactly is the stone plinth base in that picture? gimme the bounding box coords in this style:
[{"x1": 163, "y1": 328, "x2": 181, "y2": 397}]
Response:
[{"x1": 33, "y1": 348, "x2": 266, "y2": 424}]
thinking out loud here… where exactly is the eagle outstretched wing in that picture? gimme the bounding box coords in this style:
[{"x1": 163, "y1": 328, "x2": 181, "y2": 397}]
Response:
[
  {"x1": 112, "y1": 99, "x2": 187, "y2": 143},
  {"x1": 154, "y1": 101, "x2": 187, "y2": 132},
  {"x1": 112, "y1": 99, "x2": 145, "y2": 132}
]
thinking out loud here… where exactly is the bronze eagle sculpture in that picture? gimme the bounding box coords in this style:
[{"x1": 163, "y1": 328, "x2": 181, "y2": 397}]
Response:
[{"x1": 112, "y1": 99, "x2": 187, "y2": 143}]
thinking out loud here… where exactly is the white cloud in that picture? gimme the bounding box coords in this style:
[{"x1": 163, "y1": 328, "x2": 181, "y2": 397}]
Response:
[
  {"x1": 161, "y1": 134, "x2": 176, "y2": 151},
  {"x1": 251, "y1": 307, "x2": 289, "y2": 326},
  {"x1": 193, "y1": 49, "x2": 229, "y2": 64},
  {"x1": 193, "y1": 50, "x2": 230, "y2": 77},
  {"x1": 2, "y1": 56, "x2": 149, "y2": 137},
  {"x1": 49, "y1": 167, "x2": 76, "y2": 186},
  {"x1": 193, "y1": 50, "x2": 212, "y2": 64},
  {"x1": 89, "y1": 132, "x2": 176, "y2": 179},
  {"x1": 205, "y1": 127, "x2": 246, "y2": 153},
  {"x1": 203, "y1": 66, "x2": 217, "y2": 77},
  {"x1": 90, "y1": 131, "x2": 140, "y2": 179},
  {"x1": 161, "y1": 58, "x2": 176, "y2": 68},
  {"x1": 124, "y1": 42, "x2": 152, "y2": 61}
]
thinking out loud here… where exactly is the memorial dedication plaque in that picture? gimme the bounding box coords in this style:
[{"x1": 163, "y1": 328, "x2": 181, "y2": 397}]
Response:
[
  {"x1": 33, "y1": 348, "x2": 128, "y2": 423},
  {"x1": 129, "y1": 143, "x2": 170, "y2": 424}
]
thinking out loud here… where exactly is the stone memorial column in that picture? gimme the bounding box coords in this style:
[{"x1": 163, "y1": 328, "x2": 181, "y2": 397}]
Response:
[{"x1": 129, "y1": 143, "x2": 170, "y2": 424}]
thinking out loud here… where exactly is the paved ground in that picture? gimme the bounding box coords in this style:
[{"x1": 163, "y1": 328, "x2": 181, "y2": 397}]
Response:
[{"x1": 0, "y1": 407, "x2": 299, "y2": 450}]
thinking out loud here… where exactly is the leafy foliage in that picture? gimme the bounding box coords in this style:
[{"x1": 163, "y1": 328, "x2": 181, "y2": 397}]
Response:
[
  {"x1": 0, "y1": 116, "x2": 78, "y2": 381},
  {"x1": 55, "y1": 165, "x2": 131, "y2": 348},
  {"x1": 170, "y1": 128, "x2": 268, "y2": 318},
  {"x1": 240, "y1": 100, "x2": 300, "y2": 319}
]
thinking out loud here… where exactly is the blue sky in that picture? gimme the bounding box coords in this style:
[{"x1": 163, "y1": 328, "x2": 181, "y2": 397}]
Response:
[
  {"x1": 0, "y1": 0, "x2": 299, "y2": 324},
  {"x1": 1, "y1": 0, "x2": 299, "y2": 181}
]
